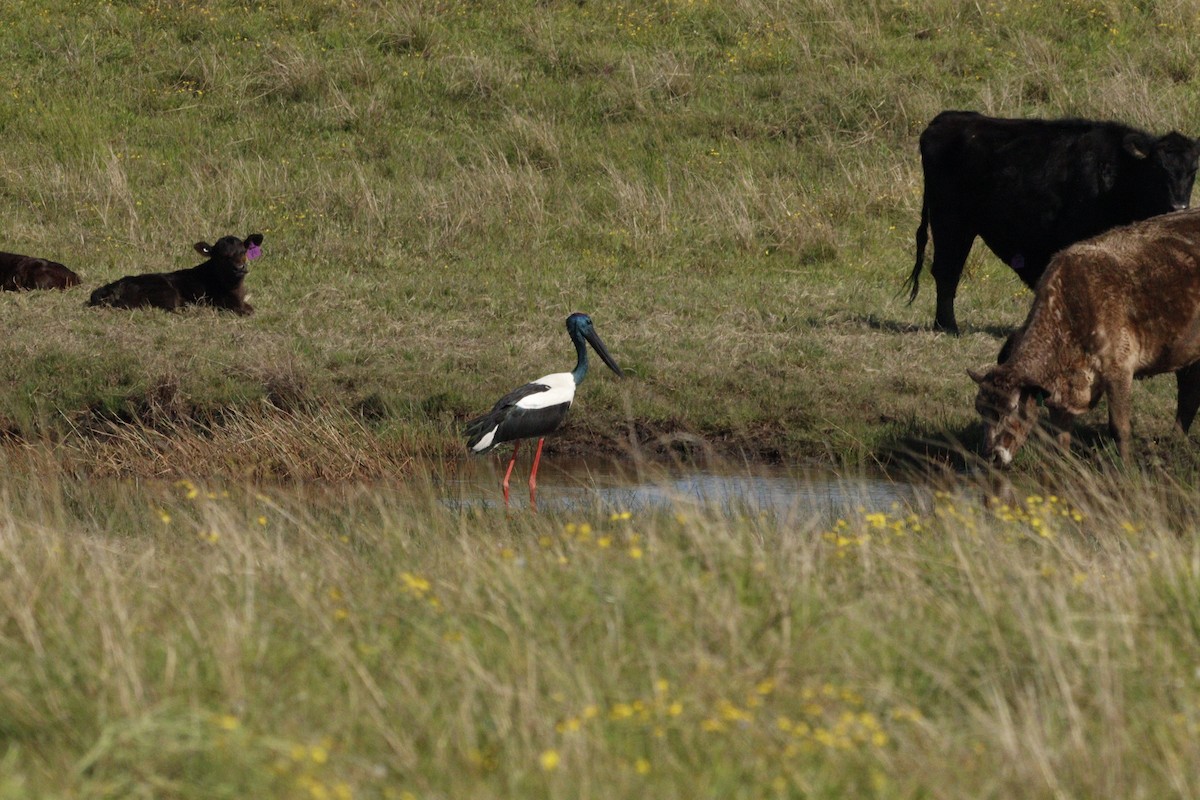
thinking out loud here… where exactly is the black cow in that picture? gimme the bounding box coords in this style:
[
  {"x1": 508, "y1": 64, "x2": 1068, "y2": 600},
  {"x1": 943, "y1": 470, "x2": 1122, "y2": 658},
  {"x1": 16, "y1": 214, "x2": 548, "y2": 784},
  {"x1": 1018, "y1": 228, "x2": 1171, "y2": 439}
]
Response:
[
  {"x1": 907, "y1": 111, "x2": 1200, "y2": 333},
  {"x1": 0, "y1": 251, "x2": 80, "y2": 291},
  {"x1": 88, "y1": 233, "x2": 263, "y2": 315}
]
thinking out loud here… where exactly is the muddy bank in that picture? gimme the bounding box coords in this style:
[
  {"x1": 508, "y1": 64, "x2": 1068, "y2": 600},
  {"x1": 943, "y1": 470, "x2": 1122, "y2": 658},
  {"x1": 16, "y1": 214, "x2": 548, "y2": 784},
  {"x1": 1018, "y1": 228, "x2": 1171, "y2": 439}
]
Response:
[{"x1": 0, "y1": 401, "x2": 982, "y2": 483}]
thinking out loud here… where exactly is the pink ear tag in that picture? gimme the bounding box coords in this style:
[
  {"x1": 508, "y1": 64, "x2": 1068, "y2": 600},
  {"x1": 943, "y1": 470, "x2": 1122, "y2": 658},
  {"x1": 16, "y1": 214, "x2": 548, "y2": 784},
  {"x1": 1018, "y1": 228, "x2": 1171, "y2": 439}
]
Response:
[{"x1": 246, "y1": 243, "x2": 262, "y2": 260}]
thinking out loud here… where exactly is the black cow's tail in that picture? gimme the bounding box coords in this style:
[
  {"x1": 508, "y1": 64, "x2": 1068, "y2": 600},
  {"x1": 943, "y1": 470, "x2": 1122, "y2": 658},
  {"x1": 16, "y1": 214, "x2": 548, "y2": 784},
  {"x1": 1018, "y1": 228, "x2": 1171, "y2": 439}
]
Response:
[{"x1": 905, "y1": 196, "x2": 929, "y2": 304}]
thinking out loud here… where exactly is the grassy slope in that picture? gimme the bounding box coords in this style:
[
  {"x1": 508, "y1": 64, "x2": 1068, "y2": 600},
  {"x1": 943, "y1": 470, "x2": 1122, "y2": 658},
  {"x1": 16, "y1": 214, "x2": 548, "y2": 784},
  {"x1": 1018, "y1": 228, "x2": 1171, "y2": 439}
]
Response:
[{"x1": 2, "y1": 0, "x2": 1200, "y2": 476}]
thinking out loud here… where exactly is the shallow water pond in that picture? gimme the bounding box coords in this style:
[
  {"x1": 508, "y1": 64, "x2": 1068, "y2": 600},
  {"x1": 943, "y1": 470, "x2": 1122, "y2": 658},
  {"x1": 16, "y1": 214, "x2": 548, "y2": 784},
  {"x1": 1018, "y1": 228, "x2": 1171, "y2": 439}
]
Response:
[{"x1": 440, "y1": 457, "x2": 914, "y2": 517}]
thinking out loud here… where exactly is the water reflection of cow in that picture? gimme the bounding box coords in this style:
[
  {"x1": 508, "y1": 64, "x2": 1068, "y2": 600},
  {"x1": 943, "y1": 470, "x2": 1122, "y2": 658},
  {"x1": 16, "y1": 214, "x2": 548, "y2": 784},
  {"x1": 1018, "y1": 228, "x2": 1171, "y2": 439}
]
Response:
[
  {"x1": 0, "y1": 251, "x2": 80, "y2": 291},
  {"x1": 908, "y1": 110, "x2": 1200, "y2": 334},
  {"x1": 970, "y1": 208, "x2": 1200, "y2": 466}
]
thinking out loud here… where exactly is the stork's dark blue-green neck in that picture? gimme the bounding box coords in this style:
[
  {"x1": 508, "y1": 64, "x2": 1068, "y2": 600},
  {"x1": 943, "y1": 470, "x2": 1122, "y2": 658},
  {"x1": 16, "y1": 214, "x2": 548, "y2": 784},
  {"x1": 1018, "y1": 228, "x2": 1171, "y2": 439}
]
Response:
[
  {"x1": 565, "y1": 311, "x2": 624, "y2": 386},
  {"x1": 567, "y1": 313, "x2": 592, "y2": 385}
]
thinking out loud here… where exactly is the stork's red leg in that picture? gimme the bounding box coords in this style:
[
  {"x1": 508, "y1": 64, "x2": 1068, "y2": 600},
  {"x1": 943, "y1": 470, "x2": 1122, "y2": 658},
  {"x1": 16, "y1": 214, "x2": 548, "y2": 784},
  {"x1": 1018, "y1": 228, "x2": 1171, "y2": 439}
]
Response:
[
  {"x1": 502, "y1": 439, "x2": 521, "y2": 508},
  {"x1": 529, "y1": 437, "x2": 545, "y2": 512}
]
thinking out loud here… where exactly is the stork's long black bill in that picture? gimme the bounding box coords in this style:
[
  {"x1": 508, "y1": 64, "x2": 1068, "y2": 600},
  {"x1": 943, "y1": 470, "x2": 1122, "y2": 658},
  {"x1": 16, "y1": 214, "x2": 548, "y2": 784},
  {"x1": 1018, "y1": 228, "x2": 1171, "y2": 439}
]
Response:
[{"x1": 584, "y1": 328, "x2": 624, "y2": 377}]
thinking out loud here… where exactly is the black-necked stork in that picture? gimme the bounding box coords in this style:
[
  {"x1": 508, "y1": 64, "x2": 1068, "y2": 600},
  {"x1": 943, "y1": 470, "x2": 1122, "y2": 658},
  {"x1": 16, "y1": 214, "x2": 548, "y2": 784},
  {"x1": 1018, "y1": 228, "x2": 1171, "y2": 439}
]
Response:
[{"x1": 464, "y1": 312, "x2": 624, "y2": 509}]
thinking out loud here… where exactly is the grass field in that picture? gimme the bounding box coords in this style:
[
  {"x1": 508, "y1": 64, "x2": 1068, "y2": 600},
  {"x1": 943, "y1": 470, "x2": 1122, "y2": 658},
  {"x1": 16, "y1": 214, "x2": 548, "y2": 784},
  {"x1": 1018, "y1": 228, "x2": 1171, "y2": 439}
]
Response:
[
  {"x1": 6, "y1": 1, "x2": 1200, "y2": 797},
  {"x1": 2, "y1": 0, "x2": 1200, "y2": 474}
]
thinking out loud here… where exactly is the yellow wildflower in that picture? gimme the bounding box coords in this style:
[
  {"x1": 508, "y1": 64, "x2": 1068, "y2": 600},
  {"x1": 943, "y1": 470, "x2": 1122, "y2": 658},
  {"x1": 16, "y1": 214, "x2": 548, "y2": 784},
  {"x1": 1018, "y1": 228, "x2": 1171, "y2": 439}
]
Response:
[
  {"x1": 401, "y1": 573, "x2": 430, "y2": 594},
  {"x1": 610, "y1": 703, "x2": 634, "y2": 720},
  {"x1": 539, "y1": 749, "x2": 560, "y2": 771}
]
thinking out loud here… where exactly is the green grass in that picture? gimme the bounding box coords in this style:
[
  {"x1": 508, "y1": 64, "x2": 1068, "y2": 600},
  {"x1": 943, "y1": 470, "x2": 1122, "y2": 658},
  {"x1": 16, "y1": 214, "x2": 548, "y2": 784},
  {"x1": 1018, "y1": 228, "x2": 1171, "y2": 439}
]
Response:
[
  {"x1": 2, "y1": 0, "x2": 1199, "y2": 474},
  {"x1": 3, "y1": 459, "x2": 1200, "y2": 798}
]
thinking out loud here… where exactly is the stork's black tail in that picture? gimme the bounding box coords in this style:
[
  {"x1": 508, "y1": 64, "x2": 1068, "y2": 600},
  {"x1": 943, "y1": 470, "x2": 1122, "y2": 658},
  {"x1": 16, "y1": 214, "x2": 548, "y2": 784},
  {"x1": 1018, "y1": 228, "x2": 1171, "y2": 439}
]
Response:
[
  {"x1": 905, "y1": 197, "x2": 930, "y2": 304},
  {"x1": 464, "y1": 411, "x2": 499, "y2": 453}
]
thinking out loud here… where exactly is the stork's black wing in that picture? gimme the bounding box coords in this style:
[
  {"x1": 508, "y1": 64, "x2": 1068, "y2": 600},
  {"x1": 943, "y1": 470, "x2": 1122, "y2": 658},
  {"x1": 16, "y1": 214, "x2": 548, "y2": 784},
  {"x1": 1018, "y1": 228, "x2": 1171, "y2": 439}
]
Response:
[{"x1": 464, "y1": 382, "x2": 550, "y2": 450}]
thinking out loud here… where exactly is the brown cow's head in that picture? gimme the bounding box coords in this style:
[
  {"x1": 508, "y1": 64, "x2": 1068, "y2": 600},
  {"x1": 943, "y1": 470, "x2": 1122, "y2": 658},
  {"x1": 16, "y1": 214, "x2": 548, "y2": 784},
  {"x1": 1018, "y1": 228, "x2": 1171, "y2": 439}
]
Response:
[{"x1": 968, "y1": 365, "x2": 1042, "y2": 468}]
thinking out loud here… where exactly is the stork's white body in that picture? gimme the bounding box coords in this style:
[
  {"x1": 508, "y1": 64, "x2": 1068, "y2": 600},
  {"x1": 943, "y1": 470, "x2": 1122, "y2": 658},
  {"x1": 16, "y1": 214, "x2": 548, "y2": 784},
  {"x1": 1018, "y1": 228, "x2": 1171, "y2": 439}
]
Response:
[{"x1": 468, "y1": 372, "x2": 576, "y2": 454}]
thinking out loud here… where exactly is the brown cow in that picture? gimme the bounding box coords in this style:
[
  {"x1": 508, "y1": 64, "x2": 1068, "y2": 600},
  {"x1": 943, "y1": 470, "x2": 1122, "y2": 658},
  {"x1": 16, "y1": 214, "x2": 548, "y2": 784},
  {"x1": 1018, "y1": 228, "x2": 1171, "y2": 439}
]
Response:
[
  {"x1": 0, "y1": 251, "x2": 80, "y2": 291},
  {"x1": 969, "y1": 208, "x2": 1200, "y2": 465}
]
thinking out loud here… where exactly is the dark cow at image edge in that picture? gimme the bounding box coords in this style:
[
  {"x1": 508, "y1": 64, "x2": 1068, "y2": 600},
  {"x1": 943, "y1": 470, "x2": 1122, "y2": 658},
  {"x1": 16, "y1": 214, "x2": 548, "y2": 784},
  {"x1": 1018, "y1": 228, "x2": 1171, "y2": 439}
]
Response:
[
  {"x1": 88, "y1": 233, "x2": 263, "y2": 315},
  {"x1": 0, "y1": 251, "x2": 80, "y2": 291},
  {"x1": 907, "y1": 110, "x2": 1200, "y2": 334}
]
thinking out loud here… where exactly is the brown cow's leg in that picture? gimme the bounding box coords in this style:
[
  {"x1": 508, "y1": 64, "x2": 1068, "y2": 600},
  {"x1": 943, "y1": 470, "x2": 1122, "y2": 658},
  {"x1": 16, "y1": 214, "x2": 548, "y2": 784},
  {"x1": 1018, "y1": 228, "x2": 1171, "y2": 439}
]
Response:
[
  {"x1": 1048, "y1": 406, "x2": 1074, "y2": 452},
  {"x1": 1106, "y1": 374, "x2": 1134, "y2": 461},
  {"x1": 1175, "y1": 363, "x2": 1200, "y2": 435}
]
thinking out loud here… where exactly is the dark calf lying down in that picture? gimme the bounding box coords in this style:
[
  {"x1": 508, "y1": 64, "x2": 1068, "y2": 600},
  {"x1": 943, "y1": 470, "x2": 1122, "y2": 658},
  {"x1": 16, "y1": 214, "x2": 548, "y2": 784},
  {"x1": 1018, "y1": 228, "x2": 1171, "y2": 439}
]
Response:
[
  {"x1": 0, "y1": 251, "x2": 81, "y2": 291},
  {"x1": 88, "y1": 233, "x2": 263, "y2": 314}
]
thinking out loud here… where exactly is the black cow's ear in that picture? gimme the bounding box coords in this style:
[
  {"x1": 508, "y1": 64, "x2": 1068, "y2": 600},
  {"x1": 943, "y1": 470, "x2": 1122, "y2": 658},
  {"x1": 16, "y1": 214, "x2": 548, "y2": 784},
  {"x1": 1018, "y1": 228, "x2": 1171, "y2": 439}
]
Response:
[
  {"x1": 245, "y1": 233, "x2": 264, "y2": 246},
  {"x1": 194, "y1": 242, "x2": 213, "y2": 256},
  {"x1": 967, "y1": 367, "x2": 988, "y2": 384},
  {"x1": 1123, "y1": 132, "x2": 1151, "y2": 159}
]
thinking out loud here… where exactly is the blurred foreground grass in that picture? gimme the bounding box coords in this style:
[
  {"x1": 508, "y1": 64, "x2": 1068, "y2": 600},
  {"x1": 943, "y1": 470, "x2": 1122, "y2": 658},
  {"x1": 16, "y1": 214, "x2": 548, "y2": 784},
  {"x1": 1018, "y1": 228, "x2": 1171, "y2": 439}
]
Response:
[{"x1": 2, "y1": 457, "x2": 1200, "y2": 798}]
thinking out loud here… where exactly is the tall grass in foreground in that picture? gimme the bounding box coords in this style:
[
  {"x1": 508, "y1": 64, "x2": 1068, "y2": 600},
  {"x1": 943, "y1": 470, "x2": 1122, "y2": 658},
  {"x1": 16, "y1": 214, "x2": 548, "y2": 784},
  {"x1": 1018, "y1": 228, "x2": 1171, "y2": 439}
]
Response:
[{"x1": 2, "y1": 461, "x2": 1200, "y2": 798}]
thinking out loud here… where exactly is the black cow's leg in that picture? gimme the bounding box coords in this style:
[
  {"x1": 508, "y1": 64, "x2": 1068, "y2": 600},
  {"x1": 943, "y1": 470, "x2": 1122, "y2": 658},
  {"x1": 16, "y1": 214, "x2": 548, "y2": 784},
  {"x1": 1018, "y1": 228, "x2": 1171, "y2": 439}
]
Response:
[
  {"x1": 1175, "y1": 363, "x2": 1200, "y2": 435},
  {"x1": 927, "y1": 225, "x2": 975, "y2": 335},
  {"x1": 1022, "y1": 253, "x2": 1052, "y2": 290}
]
